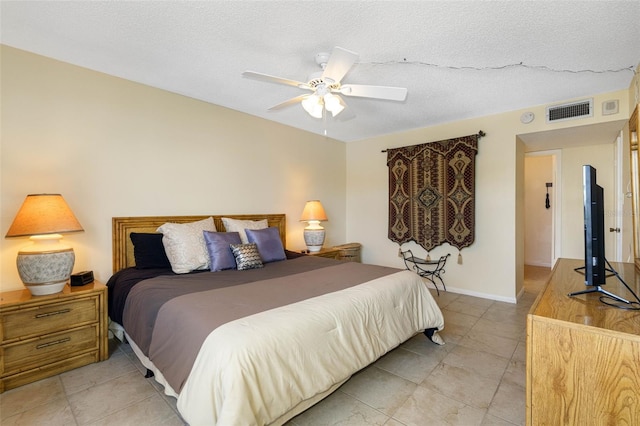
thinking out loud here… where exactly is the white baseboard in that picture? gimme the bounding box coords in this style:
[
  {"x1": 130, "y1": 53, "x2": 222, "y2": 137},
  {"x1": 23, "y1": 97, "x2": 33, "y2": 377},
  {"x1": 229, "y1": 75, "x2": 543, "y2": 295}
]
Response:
[
  {"x1": 524, "y1": 261, "x2": 552, "y2": 268},
  {"x1": 439, "y1": 284, "x2": 517, "y2": 304}
]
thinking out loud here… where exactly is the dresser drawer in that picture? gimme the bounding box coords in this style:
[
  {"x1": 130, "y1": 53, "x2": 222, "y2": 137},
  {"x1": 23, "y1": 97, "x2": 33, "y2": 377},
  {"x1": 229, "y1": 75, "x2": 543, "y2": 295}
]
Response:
[
  {"x1": 1, "y1": 324, "x2": 99, "y2": 376},
  {"x1": 1, "y1": 296, "x2": 99, "y2": 343}
]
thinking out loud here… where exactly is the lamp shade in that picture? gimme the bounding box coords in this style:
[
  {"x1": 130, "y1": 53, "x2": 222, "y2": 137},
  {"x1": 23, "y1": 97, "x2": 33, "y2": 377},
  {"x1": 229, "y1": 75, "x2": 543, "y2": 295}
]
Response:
[
  {"x1": 6, "y1": 194, "x2": 84, "y2": 237},
  {"x1": 5, "y1": 194, "x2": 84, "y2": 296},
  {"x1": 300, "y1": 200, "x2": 328, "y2": 222}
]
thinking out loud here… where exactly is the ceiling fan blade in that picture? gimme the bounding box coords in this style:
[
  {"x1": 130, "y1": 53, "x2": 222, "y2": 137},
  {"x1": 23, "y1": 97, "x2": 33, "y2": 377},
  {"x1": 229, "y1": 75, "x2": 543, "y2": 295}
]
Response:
[
  {"x1": 268, "y1": 94, "x2": 310, "y2": 110},
  {"x1": 242, "y1": 71, "x2": 309, "y2": 89},
  {"x1": 339, "y1": 84, "x2": 408, "y2": 101},
  {"x1": 322, "y1": 47, "x2": 358, "y2": 84}
]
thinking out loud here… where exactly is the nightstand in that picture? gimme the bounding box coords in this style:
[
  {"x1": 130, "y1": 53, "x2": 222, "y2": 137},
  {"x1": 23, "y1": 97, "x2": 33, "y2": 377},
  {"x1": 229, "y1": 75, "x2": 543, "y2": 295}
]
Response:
[
  {"x1": 0, "y1": 281, "x2": 109, "y2": 393},
  {"x1": 308, "y1": 243, "x2": 362, "y2": 262},
  {"x1": 334, "y1": 243, "x2": 362, "y2": 263},
  {"x1": 307, "y1": 247, "x2": 342, "y2": 260}
]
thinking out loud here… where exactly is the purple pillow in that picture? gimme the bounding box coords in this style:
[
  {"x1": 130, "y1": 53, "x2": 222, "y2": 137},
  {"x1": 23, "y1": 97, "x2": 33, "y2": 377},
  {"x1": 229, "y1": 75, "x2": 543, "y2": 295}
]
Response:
[
  {"x1": 203, "y1": 231, "x2": 242, "y2": 271},
  {"x1": 245, "y1": 227, "x2": 286, "y2": 263}
]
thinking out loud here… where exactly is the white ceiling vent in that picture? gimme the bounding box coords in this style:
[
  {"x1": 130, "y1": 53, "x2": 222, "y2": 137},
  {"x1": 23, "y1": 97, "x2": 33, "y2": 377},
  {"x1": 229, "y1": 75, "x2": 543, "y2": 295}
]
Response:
[{"x1": 546, "y1": 98, "x2": 593, "y2": 123}]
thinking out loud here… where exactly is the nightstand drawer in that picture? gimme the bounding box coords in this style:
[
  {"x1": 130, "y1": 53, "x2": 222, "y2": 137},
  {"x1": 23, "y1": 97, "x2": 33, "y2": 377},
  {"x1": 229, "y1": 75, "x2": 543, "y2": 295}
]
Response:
[
  {"x1": 308, "y1": 248, "x2": 340, "y2": 259},
  {"x1": 1, "y1": 324, "x2": 99, "y2": 376},
  {"x1": 1, "y1": 296, "x2": 99, "y2": 343},
  {"x1": 0, "y1": 351, "x2": 99, "y2": 393}
]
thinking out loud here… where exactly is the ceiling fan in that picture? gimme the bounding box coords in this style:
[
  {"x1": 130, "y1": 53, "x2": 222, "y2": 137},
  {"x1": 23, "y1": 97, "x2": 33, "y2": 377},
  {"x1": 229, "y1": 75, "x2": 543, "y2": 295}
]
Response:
[{"x1": 242, "y1": 46, "x2": 408, "y2": 119}]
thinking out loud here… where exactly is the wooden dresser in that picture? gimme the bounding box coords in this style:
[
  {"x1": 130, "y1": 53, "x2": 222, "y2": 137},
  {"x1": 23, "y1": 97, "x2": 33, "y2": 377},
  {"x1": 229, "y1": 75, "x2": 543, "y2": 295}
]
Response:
[
  {"x1": 526, "y1": 258, "x2": 640, "y2": 425},
  {"x1": 0, "y1": 281, "x2": 108, "y2": 393}
]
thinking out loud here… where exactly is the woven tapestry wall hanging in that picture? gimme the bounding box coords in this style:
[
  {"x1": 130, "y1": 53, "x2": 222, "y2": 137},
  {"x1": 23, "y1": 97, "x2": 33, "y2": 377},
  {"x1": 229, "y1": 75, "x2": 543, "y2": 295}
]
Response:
[{"x1": 387, "y1": 132, "x2": 481, "y2": 254}]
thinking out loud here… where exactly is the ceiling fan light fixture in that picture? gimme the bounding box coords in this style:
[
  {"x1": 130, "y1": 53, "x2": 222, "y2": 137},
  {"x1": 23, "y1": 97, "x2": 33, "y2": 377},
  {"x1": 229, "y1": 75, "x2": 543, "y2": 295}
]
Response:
[
  {"x1": 324, "y1": 93, "x2": 344, "y2": 117},
  {"x1": 301, "y1": 94, "x2": 318, "y2": 112},
  {"x1": 302, "y1": 95, "x2": 323, "y2": 118}
]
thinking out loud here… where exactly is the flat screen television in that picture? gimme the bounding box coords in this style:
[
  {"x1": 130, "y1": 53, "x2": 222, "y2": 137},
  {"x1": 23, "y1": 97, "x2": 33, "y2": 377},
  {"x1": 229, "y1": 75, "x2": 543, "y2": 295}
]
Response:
[
  {"x1": 582, "y1": 164, "x2": 606, "y2": 286},
  {"x1": 570, "y1": 165, "x2": 631, "y2": 304}
]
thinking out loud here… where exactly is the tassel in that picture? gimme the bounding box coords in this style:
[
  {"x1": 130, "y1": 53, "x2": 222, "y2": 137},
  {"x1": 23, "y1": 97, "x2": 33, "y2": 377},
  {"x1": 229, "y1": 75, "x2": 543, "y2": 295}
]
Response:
[
  {"x1": 426, "y1": 252, "x2": 431, "y2": 261},
  {"x1": 458, "y1": 251, "x2": 463, "y2": 264}
]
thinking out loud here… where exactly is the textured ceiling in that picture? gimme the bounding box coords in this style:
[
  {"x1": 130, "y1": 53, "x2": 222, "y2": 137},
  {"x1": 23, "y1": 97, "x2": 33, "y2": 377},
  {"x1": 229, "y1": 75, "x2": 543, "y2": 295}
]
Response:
[{"x1": 1, "y1": 1, "x2": 639, "y2": 142}]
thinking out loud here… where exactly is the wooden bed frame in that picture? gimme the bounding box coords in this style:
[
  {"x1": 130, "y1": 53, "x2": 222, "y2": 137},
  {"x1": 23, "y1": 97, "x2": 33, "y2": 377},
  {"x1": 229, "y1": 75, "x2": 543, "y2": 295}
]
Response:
[{"x1": 112, "y1": 214, "x2": 286, "y2": 273}]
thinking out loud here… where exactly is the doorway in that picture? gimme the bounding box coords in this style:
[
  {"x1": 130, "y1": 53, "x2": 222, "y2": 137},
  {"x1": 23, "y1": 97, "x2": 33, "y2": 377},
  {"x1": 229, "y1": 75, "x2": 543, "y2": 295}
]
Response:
[{"x1": 524, "y1": 151, "x2": 561, "y2": 268}]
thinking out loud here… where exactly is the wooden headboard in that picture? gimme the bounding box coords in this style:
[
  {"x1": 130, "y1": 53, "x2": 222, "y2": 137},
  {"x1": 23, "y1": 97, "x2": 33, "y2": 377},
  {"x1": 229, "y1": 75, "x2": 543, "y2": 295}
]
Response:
[{"x1": 112, "y1": 214, "x2": 286, "y2": 273}]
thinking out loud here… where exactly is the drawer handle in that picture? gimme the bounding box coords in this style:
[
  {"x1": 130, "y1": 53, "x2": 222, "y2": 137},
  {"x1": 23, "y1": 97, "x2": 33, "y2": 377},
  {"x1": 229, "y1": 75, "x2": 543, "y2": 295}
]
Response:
[
  {"x1": 36, "y1": 337, "x2": 71, "y2": 349},
  {"x1": 35, "y1": 308, "x2": 71, "y2": 318}
]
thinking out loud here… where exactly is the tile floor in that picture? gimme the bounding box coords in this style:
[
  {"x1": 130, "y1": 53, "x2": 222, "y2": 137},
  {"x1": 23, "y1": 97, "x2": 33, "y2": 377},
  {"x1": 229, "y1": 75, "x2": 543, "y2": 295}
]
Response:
[{"x1": 0, "y1": 265, "x2": 550, "y2": 425}]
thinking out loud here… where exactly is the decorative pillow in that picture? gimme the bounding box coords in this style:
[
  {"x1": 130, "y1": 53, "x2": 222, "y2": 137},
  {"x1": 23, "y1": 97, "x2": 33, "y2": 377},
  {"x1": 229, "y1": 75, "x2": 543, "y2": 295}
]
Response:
[
  {"x1": 245, "y1": 227, "x2": 286, "y2": 263},
  {"x1": 230, "y1": 243, "x2": 264, "y2": 271},
  {"x1": 203, "y1": 231, "x2": 242, "y2": 271},
  {"x1": 130, "y1": 232, "x2": 172, "y2": 269},
  {"x1": 156, "y1": 217, "x2": 215, "y2": 274},
  {"x1": 221, "y1": 217, "x2": 268, "y2": 244}
]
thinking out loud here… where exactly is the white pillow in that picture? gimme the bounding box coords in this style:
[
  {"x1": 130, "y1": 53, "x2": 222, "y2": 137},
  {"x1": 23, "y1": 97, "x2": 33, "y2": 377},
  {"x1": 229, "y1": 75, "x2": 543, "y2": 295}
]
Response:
[
  {"x1": 157, "y1": 217, "x2": 216, "y2": 274},
  {"x1": 221, "y1": 217, "x2": 268, "y2": 244}
]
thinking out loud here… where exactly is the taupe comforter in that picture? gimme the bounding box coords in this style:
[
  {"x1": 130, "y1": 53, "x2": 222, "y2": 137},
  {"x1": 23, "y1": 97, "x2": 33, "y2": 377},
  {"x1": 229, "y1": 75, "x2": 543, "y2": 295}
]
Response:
[{"x1": 121, "y1": 256, "x2": 444, "y2": 425}]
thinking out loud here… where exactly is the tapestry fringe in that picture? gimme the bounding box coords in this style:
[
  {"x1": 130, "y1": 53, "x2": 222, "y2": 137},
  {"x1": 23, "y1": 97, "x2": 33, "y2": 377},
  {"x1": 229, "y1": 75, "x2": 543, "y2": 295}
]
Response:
[{"x1": 458, "y1": 251, "x2": 463, "y2": 265}]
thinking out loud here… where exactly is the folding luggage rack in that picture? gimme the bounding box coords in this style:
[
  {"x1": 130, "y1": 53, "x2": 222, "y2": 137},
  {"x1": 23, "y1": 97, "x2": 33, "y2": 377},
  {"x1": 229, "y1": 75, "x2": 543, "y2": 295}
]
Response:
[{"x1": 401, "y1": 250, "x2": 450, "y2": 295}]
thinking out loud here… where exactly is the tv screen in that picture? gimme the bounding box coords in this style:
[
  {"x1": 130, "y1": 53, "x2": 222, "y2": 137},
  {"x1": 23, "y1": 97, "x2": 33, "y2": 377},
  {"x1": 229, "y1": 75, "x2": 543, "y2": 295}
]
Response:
[
  {"x1": 583, "y1": 164, "x2": 606, "y2": 286},
  {"x1": 571, "y1": 165, "x2": 639, "y2": 308}
]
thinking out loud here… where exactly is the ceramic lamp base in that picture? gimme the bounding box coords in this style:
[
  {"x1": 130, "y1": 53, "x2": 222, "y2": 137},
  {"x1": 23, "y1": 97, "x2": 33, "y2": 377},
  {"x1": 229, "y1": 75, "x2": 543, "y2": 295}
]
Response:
[
  {"x1": 304, "y1": 228, "x2": 325, "y2": 252},
  {"x1": 24, "y1": 280, "x2": 69, "y2": 296},
  {"x1": 17, "y1": 247, "x2": 74, "y2": 296}
]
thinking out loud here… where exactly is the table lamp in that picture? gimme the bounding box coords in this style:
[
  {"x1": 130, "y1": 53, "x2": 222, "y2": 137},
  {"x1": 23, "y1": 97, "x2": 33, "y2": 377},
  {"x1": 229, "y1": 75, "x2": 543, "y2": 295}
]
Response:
[
  {"x1": 300, "y1": 200, "x2": 328, "y2": 252},
  {"x1": 5, "y1": 194, "x2": 84, "y2": 295}
]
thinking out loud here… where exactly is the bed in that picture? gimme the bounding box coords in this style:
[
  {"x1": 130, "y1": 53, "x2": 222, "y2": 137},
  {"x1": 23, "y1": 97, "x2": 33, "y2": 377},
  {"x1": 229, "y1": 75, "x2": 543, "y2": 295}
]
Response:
[{"x1": 107, "y1": 214, "x2": 445, "y2": 425}]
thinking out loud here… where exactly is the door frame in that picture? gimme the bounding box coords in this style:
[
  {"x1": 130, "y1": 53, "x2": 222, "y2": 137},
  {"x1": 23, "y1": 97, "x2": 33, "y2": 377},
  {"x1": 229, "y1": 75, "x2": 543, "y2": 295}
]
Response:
[{"x1": 613, "y1": 130, "x2": 624, "y2": 262}]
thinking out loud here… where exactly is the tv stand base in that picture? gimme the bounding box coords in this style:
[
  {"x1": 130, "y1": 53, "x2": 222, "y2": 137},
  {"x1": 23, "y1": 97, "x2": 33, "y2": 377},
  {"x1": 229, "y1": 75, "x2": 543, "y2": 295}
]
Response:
[{"x1": 568, "y1": 286, "x2": 631, "y2": 304}]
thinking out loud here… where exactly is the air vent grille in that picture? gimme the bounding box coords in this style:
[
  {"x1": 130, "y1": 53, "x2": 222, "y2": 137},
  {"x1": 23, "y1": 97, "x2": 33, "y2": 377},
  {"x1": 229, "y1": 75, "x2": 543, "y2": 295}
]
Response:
[{"x1": 546, "y1": 99, "x2": 593, "y2": 123}]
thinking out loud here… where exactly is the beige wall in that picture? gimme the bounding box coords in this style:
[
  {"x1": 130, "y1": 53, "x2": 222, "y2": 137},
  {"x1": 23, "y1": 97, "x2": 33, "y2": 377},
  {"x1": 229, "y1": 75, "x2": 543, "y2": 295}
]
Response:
[
  {"x1": 0, "y1": 46, "x2": 347, "y2": 291},
  {"x1": 347, "y1": 91, "x2": 630, "y2": 302},
  {"x1": 524, "y1": 155, "x2": 554, "y2": 267}
]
